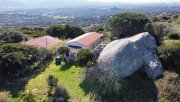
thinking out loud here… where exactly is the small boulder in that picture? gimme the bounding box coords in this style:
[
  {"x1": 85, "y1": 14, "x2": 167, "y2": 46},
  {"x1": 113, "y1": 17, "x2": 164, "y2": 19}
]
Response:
[{"x1": 143, "y1": 53, "x2": 164, "y2": 80}]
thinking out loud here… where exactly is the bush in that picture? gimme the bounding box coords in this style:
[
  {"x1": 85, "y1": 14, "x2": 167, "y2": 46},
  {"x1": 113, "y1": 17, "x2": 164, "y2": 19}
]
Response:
[
  {"x1": 0, "y1": 31, "x2": 28, "y2": 43},
  {"x1": 46, "y1": 24, "x2": 85, "y2": 39},
  {"x1": 107, "y1": 13, "x2": 149, "y2": 38},
  {"x1": 53, "y1": 86, "x2": 70, "y2": 102},
  {"x1": 158, "y1": 40, "x2": 180, "y2": 74},
  {"x1": 85, "y1": 65, "x2": 124, "y2": 101},
  {"x1": 47, "y1": 74, "x2": 58, "y2": 96},
  {"x1": 155, "y1": 71, "x2": 180, "y2": 102},
  {"x1": 0, "y1": 43, "x2": 39, "y2": 78},
  {"x1": 37, "y1": 48, "x2": 53, "y2": 65},
  {"x1": 168, "y1": 33, "x2": 180, "y2": 40},
  {"x1": 18, "y1": 91, "x2": 35, "y2": 102},
  {"x1": 76, "y1": 49, "x2": 94, "y2": 66},
  {"x1": 57, "y1": 47, "x2": 70, "y2": 55},
  {"x1": 84, "y1": 65, "x2": 158, "y2": 102}
]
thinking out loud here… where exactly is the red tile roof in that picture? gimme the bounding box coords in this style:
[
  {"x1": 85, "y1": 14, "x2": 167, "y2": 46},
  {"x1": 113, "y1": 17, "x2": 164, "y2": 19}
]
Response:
[
  {"x1": 67, "y1": 32, "x2": 103, "y2": 47},
  {"x1": 22, "y1": 36, "x2": 60, "y2": 48}
]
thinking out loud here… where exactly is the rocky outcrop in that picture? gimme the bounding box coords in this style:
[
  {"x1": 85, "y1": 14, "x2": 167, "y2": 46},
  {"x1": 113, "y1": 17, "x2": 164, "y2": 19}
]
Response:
[
  {"x1": 97, "y1": 32, "x2": 163, "y2": 80},
  {"x1": 98, "y1": 40, "x2": 143, "y2": 78}
]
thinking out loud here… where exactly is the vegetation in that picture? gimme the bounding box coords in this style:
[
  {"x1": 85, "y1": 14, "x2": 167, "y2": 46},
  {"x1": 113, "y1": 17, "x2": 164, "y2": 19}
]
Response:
[
  {"x1": 84, "y1": 64, "x2": 180, "y2": 102},
  {"x1": 76, "y1": 49, "x2": 94, "y2": 67},
  {"x1": 47, "y1": 74, "x2": 58, "y2": 96},
  {"x1": 0, "y1": 31, "x2": 28, "y2": 43},
  {"x1": 57, "y1": 47, "x2": 70, "y2": 55},
  {"x1": 87, "y1": 24, "x2": 104, "y2": 33},
  {"x1": 0, "y1": 91, "x2": 11, "y2": 102},
  {"x1": 18, "y1": 91, "x2": 36, "y2": 102},
  {"x1": 158, "y1": 40, "x2": 180, "y2": 74},
  {"x1": 0, "y1": 13, "x2": 180, "y2": 102},
  {"x1": 46, "y1": 24, "x2": 85, "y2": 39},
  {"x1": 0, "y1": 43, "x2": 53, "y2": 79},
  {"x1": 107, "y1": 13, "x2": 149, "y2": 38},
  {"x1": 0, "y1": 43, "x2": 38, "y2": 78},
  {"x1": 168, "y1": 33, "x2": 180, "y2": 40},
  {"x1": 53, "y1": 86, "x2": 70, "y2": 102},
  {"x1": 20, "y1": 27, "x2": 45, "y2": 38},
  {"x1": 5, "y1": 62, "x2": 88, "y2": 101},
  {"x1": 85, "y1": 66, "x2": 124, "y2": 101}
]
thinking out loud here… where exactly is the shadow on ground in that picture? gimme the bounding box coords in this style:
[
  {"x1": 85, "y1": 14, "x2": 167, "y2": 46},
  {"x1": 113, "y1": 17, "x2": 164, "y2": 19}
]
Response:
[
  {"x1": 60, "y1": 62, "x2": 75, "y2": 71},
  {"x1": 0, "y1": 60, "x2": 52, "y2": 98},
  {"x1": 80, "y1": 72, "x2": 158, "y2": 102}
]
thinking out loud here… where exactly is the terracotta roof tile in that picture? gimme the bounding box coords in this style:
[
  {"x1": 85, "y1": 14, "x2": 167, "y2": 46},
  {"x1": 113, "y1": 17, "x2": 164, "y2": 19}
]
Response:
[
  {"x1": 67, "y1": 32, "x2": 103, "y2": 47},
  {"x1": 22, "y1": 36, "x2": 60, "y2": 48}
]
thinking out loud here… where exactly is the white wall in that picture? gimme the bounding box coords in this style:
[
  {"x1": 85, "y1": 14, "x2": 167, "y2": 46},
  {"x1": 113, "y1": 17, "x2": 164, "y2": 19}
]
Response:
[{"x1": 90, "y1": 38, "x2": 103, "y2": 50}]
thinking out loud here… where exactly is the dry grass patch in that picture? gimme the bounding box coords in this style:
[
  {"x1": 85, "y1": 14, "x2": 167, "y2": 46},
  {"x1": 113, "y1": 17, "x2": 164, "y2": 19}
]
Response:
[{"x1": 0, "y1": 91, "x2": 11, "y2": 102}]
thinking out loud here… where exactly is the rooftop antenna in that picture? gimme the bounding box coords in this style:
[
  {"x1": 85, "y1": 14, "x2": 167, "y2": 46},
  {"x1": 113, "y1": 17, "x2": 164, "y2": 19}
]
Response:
[{"x1": 46, "y1": 37, "x2": 48, "y2": 48}]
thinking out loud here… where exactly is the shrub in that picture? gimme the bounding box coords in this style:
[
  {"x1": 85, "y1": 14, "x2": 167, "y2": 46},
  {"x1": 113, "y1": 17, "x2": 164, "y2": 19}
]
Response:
[
  {"x1": 57, "y1": 47, "x2": 70, "y2": 55},
  {"x1": 46, "y1": 24, "x2": 85, "y2": 39},
  {"x1": 47, "y1": 74, "x2": 58, "y2": 96},
  {"x1": 76, "y1": 49, "x2": 94, "y2": 66},
  {"x1": 37, "y1": 48, "x2": 53, "y2": 65},
  {"x1": 0, "y1": 43, "x2": 39, "y2": 78},
  {"x1": 107, "y1": 13, "x2": 149, "y2": 38},
  {"x1": 0, "y1": 31, "x2": 28, "y2": 43},
  {"x1": 84, "y1": 65, "x2": 158, "y2": 102},
  {"x1": 18, "y1": 91, "x2": 35, "y2": 102},
  {"x1": 168, "y1": 33, "x2": 180, "y2": 40},
  {"x1": 53, "y1": 86, "x2": 70, "y2": 102},
  {"x1": 85, "y1": 65, "x2": 124, "y2": 101},
  {"x1": 155, "y1": 71, "x2": 180, "y2": 102},
  {"x1": 158, "y1": 40, "x2": 180, "y2": 74}
]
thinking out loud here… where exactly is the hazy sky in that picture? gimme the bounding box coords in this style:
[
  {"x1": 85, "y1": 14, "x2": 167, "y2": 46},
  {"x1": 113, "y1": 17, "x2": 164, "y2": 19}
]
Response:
[
  {"x1": 3, "y1": 0, "x2": 180, "y2": 3},
  {"x1": 88, "y1": 0, "x2": 180, "y2": 3},
  {"x1": 0, "y1": 0, "x2": 180, "y2": 8}
]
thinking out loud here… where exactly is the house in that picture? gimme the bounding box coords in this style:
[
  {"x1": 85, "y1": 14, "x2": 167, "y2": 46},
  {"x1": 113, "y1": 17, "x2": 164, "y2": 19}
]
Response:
[
  {"x1": 64, "y1": 32, "x2": 103, "y2": 60},
  {"x1": 22, "y1": 36, "x2": 61, "y2": 49}
]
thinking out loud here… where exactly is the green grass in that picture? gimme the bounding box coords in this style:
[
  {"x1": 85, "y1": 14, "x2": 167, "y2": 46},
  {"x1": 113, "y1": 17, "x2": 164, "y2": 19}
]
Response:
[
  {"x1": 11, "y1": 61, "x2": 90, "y2": 101},
  {"x1": 26, "y1": 62, "x2": 89, "y2": 101},
  {"x1": 1, "y1": 60, "x2": 179, "y2": 102}
]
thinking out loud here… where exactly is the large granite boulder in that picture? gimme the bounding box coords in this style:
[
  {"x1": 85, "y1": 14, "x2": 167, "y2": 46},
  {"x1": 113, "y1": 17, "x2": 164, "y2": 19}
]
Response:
[
  {"x1": 97, "y1": 39, "x2": 143, "y2": 78},
  {"x1": 97, "y1": 32, "x2": 163, "y2": 80},
  {"x1": 128, "y1": 32, "x2": 157, "y2": 55}
]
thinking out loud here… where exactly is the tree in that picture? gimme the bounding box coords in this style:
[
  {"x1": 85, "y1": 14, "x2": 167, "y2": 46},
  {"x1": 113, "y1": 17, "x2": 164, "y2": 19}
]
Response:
[
  {"x1": 47, "y1": 74, "x2": 59, "y2": 96},
  {"x1": 0, "y1": 31, "x2": 28, "y2": 43},
  {"x1": 57, "y1": 47, "x2": 70, "y2": 55},
  {"x1": 46, "y1": 24, "x2": 85, "y2": 39},
  {"x1": 46, "y1": 25, "x2": 66, "y2": 39},
  {"x1": 65, "y1": 25, "x2": 85, "y2": 39},
  {"x1": 0, "y1": 43, "x2": 38, "y2": 78},
  {"x1": 36, "y1": 48, "x2": 53, "y2": 65},
  {"x1": 32, "y1": 30, "x2": 45, "y2": 38},
  {"x1": 107, "y1": 13, "x2": 149, "y2": 38},
  {"x1": 76, "y1": 49, "x2": 94, "y2": 66},
  {"x1": 88, "y1": 24, "x2": 104, "y2": 33}
]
